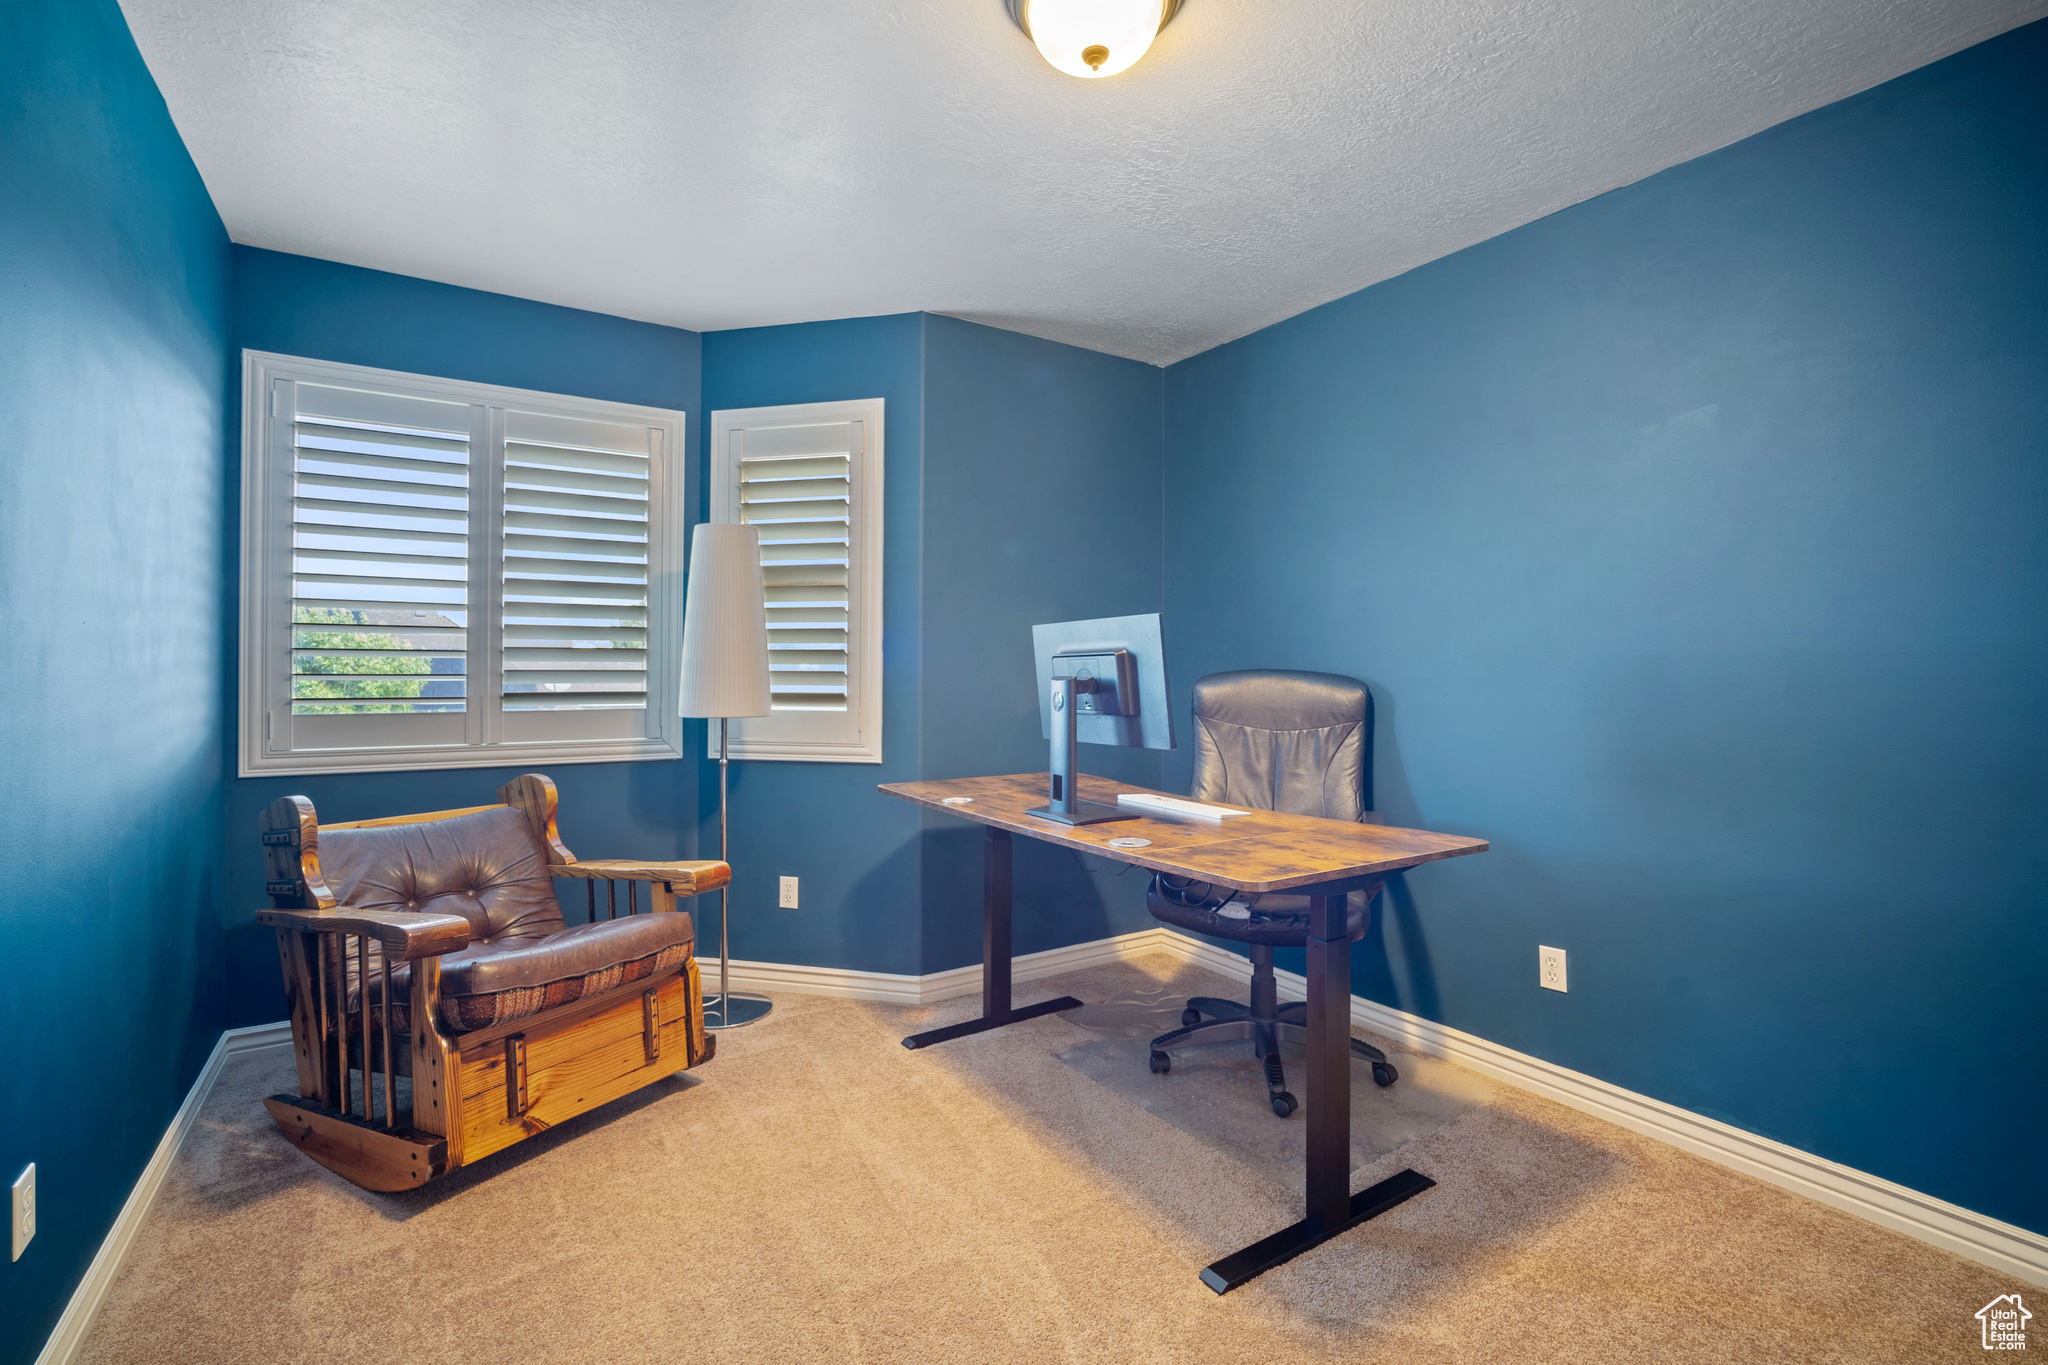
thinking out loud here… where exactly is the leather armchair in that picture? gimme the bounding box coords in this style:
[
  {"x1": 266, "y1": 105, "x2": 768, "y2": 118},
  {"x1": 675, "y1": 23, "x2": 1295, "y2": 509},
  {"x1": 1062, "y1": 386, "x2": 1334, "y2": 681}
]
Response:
[{"x1": 257, "y1": 773, "x2": 726, "y2": 1190}]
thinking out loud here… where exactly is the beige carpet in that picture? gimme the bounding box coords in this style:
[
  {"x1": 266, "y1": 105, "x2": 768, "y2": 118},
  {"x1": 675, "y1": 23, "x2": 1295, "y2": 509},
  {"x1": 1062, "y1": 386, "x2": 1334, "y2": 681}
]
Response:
[{"x1": 78, "y1": 955, "x2": 2022, "y2": 1364}]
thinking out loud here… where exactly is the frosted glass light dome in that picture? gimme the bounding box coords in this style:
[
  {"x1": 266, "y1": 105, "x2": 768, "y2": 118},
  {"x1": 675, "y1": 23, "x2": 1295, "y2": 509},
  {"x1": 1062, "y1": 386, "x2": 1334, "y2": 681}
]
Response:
[{"x1": 1016, "y1": 0, "x2": 1175, "y2": 79}]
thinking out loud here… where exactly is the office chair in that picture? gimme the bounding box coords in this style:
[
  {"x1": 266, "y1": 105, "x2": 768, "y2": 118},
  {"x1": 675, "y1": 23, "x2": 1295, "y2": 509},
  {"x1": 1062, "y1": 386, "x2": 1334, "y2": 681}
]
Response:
[{"x1": 1143, "y1": 669, "x2": 1396, "y2": 1118}]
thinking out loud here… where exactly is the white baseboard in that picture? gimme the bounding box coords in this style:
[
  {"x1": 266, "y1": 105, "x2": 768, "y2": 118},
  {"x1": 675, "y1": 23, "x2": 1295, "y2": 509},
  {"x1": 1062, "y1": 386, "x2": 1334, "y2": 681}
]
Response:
[
  {"x1": 34, "y1": 1022, "x2": 291, "y2": 1365},
  {"x1": 711, "y1": 928, "x2": 2047, "y2": 1287},
  {"x1": 696, "y1": 926, "x2": 1182, "y2": 1006}
]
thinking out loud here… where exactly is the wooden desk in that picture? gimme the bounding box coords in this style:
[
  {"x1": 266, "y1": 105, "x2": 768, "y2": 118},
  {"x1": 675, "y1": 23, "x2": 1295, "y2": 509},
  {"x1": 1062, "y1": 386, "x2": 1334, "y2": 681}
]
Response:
[{"x1": 878, "y1": 772, "x2": 1488, "y2": 1292}]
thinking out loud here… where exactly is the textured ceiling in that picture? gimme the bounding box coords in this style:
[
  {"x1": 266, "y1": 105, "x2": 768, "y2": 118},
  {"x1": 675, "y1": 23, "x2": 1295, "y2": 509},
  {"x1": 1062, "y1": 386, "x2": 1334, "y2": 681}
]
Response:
[{"x1": 121, "y1": 0, "x2": 2046, "y2": 364}]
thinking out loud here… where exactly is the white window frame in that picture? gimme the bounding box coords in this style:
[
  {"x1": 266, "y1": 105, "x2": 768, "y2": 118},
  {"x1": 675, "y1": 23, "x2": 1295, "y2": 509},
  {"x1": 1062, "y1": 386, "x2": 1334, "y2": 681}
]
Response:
[
  {"x1": 239, "y1": 349, "x2": 688, "y2": 777},
  {"x1": 710, "y1": 398, "x2": 884, "y2": 763}
]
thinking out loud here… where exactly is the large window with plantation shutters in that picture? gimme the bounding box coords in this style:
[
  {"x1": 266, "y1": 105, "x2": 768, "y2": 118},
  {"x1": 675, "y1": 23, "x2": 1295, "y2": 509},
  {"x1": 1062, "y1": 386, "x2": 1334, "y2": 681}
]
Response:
[
  {"x1": 239, "y1": 352, "x2": 687, "y2": 775},
  {"x1": 710, "y1": 399, "x2": 884, "y2": 763}
]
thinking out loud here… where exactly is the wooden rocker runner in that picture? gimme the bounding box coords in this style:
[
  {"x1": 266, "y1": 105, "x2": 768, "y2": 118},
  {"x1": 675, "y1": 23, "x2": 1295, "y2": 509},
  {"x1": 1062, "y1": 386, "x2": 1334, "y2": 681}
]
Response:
[{"x1": 257, "y1": 773, "x2": 726, "y2": 1191}]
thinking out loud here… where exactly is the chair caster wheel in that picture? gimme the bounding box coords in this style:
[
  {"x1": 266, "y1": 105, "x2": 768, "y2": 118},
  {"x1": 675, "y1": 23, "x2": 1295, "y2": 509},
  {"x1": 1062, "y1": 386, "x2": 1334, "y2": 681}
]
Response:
[
  {"x1": 1150, "y1": 1050, "x2": 1171, "y2": 1074},
  {"x1": 1271, "y1": 1091, "x2": 1298, "y2": 1118},
  {"x1": 1181, "y1": 1007, "x2": 1202, "y2": 1027},
  {"x1": 1372, "y1": 1062, "x2": 1398, "y2": 1087}
]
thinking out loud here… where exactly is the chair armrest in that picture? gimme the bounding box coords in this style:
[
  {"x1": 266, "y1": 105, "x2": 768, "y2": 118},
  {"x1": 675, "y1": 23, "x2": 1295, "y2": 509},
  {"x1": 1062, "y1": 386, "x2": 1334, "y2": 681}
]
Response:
[
  {"x1": 257, "y1": 907, "x2": 473, "y2": 960},
  {"x1": 548, "y1": 860, "x2": 731, "y2": 897}
]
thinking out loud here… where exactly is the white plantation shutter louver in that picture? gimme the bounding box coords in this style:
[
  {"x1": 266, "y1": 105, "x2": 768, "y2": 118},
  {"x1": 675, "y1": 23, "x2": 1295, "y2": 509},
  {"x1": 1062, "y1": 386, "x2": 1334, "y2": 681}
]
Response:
[
  {"x1": 741, "y1": 431, "x2": 854, "y2": 712},
  {"x1": 711, "y1": 400, "x2": 884, "y2": 764},
  {"x1": 241, "y1": 352, "x2": 685, "y2": 776},
  {"x1": 287, "y1": 383, "x2": 471, "y2": 725},
  {"x1": 501, "y1": 410, "x2": 656, "y2": 726}
]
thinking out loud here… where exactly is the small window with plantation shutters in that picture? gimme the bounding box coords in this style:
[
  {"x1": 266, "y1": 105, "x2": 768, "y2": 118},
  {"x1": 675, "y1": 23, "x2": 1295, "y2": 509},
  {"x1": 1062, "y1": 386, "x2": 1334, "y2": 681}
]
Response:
[
  {"x1": 240, "y1": 351, "x2": 686, "y2": 776},
  {"x1": 710, "y1": 399, "x2": 884, "y2": 763}
]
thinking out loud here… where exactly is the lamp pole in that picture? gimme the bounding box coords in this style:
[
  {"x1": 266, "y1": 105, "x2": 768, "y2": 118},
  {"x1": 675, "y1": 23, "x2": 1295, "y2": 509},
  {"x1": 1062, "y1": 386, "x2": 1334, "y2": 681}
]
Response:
[
  {"x1": 716, "y1": 715, "x2": 731, "y2": 1023},
  {"x1": 704, "y1": 712, "x2": 771, "y2": 1027}
]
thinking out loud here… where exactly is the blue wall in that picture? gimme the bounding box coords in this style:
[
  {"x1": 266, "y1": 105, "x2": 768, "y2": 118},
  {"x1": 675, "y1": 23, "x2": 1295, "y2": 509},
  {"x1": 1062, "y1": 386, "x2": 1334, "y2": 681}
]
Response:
[
  {"x1": 698, "y1": 315, "x2": 928, "y2": 975},
  {"x1": 1162, "y1": 21, "x2": 2048, "y2": 1232},
  {"x1": 0, "y1": 3, "x2": 232, "y2": 1356},
  {"x1": 919, "y1": 316, "x2": 1166, "y2": 971},
  {"x1": 696, "y1": 314, "x2": 1170, "y2": 977},
  {"x1": 222, "y1": 248, "x2": 703, "y2": 1027}
]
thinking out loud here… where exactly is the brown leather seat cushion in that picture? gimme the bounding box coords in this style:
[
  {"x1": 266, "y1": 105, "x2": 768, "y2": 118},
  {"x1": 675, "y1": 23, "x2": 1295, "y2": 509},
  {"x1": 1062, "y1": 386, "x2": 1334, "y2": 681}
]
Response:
[
  {"x1": 430, "y1": 915, "x2": 693, "y2": 1032},
  {"x1": 326, "y1": 805, "x2": 694, "y2": 1034}
]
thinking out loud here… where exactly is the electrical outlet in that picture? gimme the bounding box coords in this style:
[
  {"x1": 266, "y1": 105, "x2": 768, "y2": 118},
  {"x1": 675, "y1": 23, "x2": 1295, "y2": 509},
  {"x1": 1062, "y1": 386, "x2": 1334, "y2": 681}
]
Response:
[
  {"x1": 1539, "y1": 945, "x2": 1567, "y2": 993},
  {"x1": 778, "y1": 876, "x2": 799, "y2": 909},
  {"x1": 11, "y1": 1163, "x2": 34, "y2": 1262}
]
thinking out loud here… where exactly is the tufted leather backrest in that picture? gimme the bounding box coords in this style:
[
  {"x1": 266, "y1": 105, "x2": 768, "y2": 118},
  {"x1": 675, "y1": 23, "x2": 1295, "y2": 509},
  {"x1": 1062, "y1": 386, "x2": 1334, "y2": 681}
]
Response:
[
  {"x1": 1188, "y1": 669, "x2": 1372, "y2": 821},
  {"x1": 316, "y1": 805, "x2": 566, "y2": 946}
]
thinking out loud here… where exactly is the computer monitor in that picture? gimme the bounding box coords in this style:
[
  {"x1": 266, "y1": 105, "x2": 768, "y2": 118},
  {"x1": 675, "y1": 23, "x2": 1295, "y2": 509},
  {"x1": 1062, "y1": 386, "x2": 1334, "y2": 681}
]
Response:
[{"x1": 1029, "y1": 613, "x2": 1174, "y2": 825}]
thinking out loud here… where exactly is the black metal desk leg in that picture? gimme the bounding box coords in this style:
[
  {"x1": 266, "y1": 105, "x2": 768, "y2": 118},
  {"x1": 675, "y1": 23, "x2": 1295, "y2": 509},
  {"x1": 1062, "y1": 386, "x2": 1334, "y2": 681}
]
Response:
[
  {"x1": 902, "y1": 826, "x2": 1081, "y2": 1049},
  {"x1": 1199, "y1": 883, "x2": 1435, "y2": 1293},
  {"x1": 984, "y1": 826, "x2": 1012, "y2": 1019},
  {"x1": 1303, "y1": 902, "x2": 1352, "y2": 1231}
]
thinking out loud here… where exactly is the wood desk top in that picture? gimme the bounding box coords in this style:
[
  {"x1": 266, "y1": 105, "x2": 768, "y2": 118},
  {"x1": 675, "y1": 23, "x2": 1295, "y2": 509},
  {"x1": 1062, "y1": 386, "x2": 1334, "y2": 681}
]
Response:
[{"x1": 879, "y1": 773, "x2": 1486, "y2": 894}]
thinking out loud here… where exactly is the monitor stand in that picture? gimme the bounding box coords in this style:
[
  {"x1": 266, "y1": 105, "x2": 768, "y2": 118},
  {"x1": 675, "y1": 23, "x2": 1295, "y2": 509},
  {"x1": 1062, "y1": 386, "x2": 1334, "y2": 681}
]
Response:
[
  {"x1": 1026, "y1": 676, "x2": 1138, "y2": 827},
  {"x1": 1026, "y1": 799, "x2": 1131, "y2": 826}
]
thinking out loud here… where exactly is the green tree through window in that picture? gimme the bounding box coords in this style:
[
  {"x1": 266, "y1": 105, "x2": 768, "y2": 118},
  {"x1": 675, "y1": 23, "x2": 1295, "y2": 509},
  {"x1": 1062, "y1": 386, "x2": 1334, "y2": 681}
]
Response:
[{"x1": 291, "y1": 607, "x2": 446, "y2": 714}]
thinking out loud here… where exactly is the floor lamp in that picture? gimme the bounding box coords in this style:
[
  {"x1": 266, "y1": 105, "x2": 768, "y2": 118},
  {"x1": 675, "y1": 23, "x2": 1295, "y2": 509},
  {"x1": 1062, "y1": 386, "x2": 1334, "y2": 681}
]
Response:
[{"x1": 679, "y1": 521, "x2": 774, "y2": 1029}]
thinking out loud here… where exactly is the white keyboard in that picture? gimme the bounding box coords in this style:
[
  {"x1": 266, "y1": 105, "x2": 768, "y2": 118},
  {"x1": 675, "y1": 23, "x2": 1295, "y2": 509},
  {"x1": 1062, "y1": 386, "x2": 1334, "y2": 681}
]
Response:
[{"x1": 1115, "y1": 792, "x2": 1250, "y2": 821}]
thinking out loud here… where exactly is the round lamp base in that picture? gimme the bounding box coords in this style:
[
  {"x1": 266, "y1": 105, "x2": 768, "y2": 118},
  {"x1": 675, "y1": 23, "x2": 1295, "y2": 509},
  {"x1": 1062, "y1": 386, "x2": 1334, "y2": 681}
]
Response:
[{"x1": 703, "y1": 992, "x2": 774, "y2": 1030}]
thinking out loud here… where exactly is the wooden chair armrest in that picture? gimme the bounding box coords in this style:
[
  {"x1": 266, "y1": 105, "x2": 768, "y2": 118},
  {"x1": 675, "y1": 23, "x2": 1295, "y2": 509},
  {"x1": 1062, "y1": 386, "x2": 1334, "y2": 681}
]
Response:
[
  {"x1": 257, "y1": 907, "x2": 473, "y2": 960},
  {"x1": 547, "y1": 860, "x2": 731, "y2": 897}
]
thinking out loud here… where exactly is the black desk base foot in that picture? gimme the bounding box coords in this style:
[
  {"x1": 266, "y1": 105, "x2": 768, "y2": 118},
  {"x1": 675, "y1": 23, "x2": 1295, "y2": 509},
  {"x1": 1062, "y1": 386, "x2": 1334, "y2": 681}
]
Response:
[
  {"x1": 901, "y1": 995, "x2": 1083, "y2": 1050},
  {"x1": 1199, "y1": 1168, "x2": 1436, "y2": 1294}
]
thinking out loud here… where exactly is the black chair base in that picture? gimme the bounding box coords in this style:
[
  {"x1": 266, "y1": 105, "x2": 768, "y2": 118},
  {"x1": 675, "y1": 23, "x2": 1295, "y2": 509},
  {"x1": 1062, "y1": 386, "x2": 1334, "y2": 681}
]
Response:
[{"x1": 1149, "y1": 946, "x2": 1397, "y2": 1117}]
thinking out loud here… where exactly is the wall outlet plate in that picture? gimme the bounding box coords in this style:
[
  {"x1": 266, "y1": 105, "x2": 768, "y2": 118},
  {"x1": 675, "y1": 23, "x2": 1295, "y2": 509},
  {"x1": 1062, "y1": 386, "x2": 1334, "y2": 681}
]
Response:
[
  {"x1": 11, "y1": 1163, "x2": 33, "y2": 1261},
  {"x1": 778, "y1": 876, "x2": 799, "y2": 909},
  {"x1": 1539, "y1": 945, "x2": 1567, "y2": 993}
]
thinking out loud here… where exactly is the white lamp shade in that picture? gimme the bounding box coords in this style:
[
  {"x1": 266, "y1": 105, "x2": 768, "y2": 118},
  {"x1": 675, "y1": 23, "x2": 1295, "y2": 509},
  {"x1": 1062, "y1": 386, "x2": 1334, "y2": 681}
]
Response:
[{"x1": 679, "y1": 522, "x2": 772, "y2": 719}]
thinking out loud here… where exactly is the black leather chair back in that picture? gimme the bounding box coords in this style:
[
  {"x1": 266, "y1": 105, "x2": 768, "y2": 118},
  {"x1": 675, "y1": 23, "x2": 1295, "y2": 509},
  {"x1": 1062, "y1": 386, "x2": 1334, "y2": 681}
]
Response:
[{"x1": 1188, "y1": 670, "x2": 1372, "y2": 820}]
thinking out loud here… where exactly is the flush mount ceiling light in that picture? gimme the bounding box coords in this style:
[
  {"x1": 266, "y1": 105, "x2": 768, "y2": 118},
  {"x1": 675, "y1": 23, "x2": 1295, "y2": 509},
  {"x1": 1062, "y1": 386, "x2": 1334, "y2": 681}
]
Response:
[{"x1": 1006, "y1": 0, "x2": 1184, "y2": 79}]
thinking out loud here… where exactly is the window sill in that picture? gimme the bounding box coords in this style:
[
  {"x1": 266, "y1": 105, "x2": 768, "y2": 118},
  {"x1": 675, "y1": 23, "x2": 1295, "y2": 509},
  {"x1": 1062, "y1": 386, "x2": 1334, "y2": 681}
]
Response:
[{"x1": 238, "y1": 734, "x2": 683, "y2": 779}]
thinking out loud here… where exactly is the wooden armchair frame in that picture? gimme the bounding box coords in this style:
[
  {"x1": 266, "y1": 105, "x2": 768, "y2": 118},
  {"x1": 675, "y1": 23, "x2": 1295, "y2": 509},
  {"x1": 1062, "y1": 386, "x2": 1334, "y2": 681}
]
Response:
[{"x1": 256, "y1": 774, "x2": 729, "y2": 1191}]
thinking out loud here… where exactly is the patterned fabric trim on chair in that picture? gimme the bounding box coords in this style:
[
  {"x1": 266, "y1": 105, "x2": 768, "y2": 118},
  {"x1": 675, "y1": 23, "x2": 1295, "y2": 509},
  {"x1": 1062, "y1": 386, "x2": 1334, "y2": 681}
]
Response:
[
  {"x1": 349, "y1": 940, "x2": 691, "y2": 1035},
  {"x1": 441, "y1": 940, "x2": 691, "y2": 1033}
]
